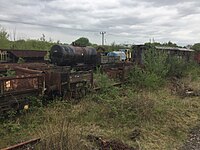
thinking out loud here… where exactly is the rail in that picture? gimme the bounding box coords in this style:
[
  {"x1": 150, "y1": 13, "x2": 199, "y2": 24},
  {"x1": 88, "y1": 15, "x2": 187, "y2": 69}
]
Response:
[{"x1": 2, "y1": 138, "x2": 41, "y2": 150}]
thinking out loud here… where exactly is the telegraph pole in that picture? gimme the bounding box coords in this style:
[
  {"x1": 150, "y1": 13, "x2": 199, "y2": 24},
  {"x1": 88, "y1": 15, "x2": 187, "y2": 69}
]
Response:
[{"x1": 100, "y1": 32, "x2": 106, "y2": 45}]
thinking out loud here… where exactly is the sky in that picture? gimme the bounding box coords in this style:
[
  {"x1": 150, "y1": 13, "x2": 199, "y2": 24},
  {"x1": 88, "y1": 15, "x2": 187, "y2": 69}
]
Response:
[{"x1": 0, "y1": 0, "x2": 200, "y2": 46}]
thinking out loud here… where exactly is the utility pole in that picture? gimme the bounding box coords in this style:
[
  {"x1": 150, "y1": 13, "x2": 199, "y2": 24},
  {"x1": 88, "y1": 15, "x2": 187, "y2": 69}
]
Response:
[{"x1": 100, "y1": 32, "x2": 106, "y2": 45}]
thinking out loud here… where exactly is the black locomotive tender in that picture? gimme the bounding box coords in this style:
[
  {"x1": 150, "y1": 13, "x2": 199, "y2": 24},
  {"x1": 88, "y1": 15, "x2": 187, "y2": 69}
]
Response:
[
  {"x1": 50, "y1": 45, "x2": 97, "y2": 66},
  {"x1": 0, "y1": 44, "x2": 195, "y2": 113}
]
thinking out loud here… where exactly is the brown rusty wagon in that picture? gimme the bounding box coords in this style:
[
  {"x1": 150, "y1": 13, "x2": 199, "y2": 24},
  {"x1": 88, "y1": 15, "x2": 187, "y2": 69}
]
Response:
[{"x1": 0, "y1": 64, "x2": 93, "y2": 113}]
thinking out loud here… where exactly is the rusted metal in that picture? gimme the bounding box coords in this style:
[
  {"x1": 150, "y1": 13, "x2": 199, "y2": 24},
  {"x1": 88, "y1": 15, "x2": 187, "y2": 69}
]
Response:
[
  {"x1": 42, "y1": 67, "x2": 93, "y2": 99},
  {"x1": 0, "y1": 64, "x2": 94, "y2": 113},
  {"x1": 98, "y1": 54, "x2": 120, "y2": 64},
  {"x1": 0, "y1": 63, "x2": 51, "y2": 72},
  {"x1": 0, "y1": 67, "x2": 45, "y2": 113},
  {"x1": 68, "y1": 70, "x2": 93, "y2": 99},
  {"x1": 14, "y1": 67, "x2": 43, "y2": 74},
  {"x1": 69, "y1": 70, "x2": 93, "y2": 84},
  {"x1": 0, "y1": 74, "x2": 44, "y2": 96},
  {"x1": 0, "y1": 48, "x2": 47, "y2": 56},
  {"x1": 0, "y1": 49, "x2": 47, "y2": 63},
  {"x1": 0, "y1": 59, "x2": 133, "y2": 113},
  {"x1": 2, "y1": 138, "x2": 41, "y2": 150},
  {"x1": 100, "y1": 62, "x2": 133, "y2": 82}
]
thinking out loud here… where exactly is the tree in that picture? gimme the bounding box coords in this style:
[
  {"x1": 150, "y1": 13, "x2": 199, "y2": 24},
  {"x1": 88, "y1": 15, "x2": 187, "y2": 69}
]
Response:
[
  {"x1": 0, "y1": 26, "x2": 9, "y2": 39},
  {"x1": 145, "y1": 41, "x2": 178, "y2": 48},
  {"x1": 163, "y1": 41, "x2": 178, "y2": 47},
  {"x1": 0, "y1": 25, "x2": 10, "y2": 48},
  {"x1": 73, "y1": 37, "x2": 91, "y2": 46},
  {"x1": 192, "y1": 43, "x2": 200, "y2": 52}
]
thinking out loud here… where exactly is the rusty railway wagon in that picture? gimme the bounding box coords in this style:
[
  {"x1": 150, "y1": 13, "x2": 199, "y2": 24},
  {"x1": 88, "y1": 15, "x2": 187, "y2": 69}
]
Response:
[
  {"x1": 0, "y1": 74, "x2": 44, "y2": 113},
  {"x1": 0, "y1": 64, "x2": 93, "y2": 113},
  {"x1": 100, "y1": 62, "x2": 133, "y2": 82},
  {"x1": 0, "y1": 44, "x2": 134, "y2": 113}
]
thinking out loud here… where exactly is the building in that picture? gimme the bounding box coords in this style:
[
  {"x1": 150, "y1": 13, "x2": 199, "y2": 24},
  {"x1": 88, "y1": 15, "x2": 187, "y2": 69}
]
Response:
[
  {"x1": 155, "y1": 46, "x2": 194, "y2": 61},
  {"x1": 132, "y1": 45, "x2": 194, "y2": 65}
]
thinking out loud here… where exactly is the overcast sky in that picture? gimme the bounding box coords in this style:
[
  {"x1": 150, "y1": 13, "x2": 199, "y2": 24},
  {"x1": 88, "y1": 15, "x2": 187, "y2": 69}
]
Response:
[{"x1": 0, "y1": 0, "x2": 200, "y2": 46}]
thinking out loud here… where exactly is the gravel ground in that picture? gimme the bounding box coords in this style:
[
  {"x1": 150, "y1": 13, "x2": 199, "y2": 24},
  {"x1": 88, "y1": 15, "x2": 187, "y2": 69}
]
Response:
[{"x1": 180, "y1": 125, "x2": 200, "y2": 150}]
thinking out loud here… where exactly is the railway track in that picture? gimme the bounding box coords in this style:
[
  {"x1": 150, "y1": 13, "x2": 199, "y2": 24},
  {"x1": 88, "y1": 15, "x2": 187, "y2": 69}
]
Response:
[{"x1": 1, "y1": 138, "x2": 40, "y2": 150}]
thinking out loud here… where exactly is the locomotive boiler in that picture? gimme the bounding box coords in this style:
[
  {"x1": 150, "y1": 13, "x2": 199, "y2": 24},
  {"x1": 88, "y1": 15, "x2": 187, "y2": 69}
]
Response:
[{"x1": 50, "y1": 45, "x2": 97, "y2": 66}]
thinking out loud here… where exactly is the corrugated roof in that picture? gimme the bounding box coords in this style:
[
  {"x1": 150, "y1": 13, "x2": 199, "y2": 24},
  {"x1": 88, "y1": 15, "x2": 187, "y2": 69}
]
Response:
[{"x1": 155, "y1": 46, "x2": 194, "y2": 52}]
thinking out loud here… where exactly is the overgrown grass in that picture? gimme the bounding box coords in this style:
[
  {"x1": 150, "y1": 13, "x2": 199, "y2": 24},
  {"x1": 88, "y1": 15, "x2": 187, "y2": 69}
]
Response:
[{"x1": 1, "y1": 73, "x2": 200, "y2": 149}]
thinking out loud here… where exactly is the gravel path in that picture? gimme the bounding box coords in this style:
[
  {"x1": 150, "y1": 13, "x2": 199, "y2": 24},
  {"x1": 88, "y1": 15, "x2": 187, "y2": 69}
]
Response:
[{"x1": 180, "y1": 125, "x2": 200, "y2": 150}]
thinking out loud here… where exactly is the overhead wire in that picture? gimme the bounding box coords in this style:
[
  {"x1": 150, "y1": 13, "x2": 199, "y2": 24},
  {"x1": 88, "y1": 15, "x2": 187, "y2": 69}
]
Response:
[{"x1": 0, "y1": 18, "x2": 142, "y2": 43}]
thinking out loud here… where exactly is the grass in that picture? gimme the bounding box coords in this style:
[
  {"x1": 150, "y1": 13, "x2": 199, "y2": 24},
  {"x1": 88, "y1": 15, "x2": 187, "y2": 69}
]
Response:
[{"x1": 0, "y1": 68, "x2": 200, "y2": 149}]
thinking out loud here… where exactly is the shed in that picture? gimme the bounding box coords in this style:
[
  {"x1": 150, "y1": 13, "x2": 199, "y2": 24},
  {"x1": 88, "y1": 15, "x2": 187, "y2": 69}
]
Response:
[{"x1": 155, "y1": 46, "x2": 194, "y2": 61}]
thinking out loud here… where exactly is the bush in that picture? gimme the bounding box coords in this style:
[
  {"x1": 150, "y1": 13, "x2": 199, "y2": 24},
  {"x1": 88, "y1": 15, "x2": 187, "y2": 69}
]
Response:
[
  {"x1": 129, "y1": 66, "x2": 164, "y2": 90},
  {"x1": 143, "y1": 45, "x2": 169, "y2": 78},
  {"x1": 129, "y1": 45, "x2": 198, "y2": 89},
  {"x1": 129, "y1": 45, "x2": 168, "y2": 90},
  {"x1": 94, "y1": 67, "x2": 116, "y2": 93},
  {"x1": 167, "y1": 57, "x2": 198, "y2": 78},
  {"x1": 167, "y1": 58, "x2": 185, "y2": 78}
]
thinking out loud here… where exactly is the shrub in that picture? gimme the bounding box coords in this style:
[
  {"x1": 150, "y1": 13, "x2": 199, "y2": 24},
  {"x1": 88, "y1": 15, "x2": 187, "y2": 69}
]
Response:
[
  {"x1": 129, "y1": 66, "x2": 164, "y2": 90},
  {"x1": 129, "y1": 45, "x2": 168, "y2": 90},
  {"x1": 167, "y1": 57, "x2": 199, "y2": 78},
  {"x1": 143, "y1": 45, "x2": 169, "y2": 78},
  {"x1": 94, "y1": 67, "x2": 115, "y2": 93},
  {"x1": 167, "y1": 57, "x2": 185, "y2": 78}
]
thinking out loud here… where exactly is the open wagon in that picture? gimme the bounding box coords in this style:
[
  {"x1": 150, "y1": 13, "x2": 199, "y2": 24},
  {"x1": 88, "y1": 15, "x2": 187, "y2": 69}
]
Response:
[{"x1": 0, "y1": 73, "x2": 44, "y2": 113}]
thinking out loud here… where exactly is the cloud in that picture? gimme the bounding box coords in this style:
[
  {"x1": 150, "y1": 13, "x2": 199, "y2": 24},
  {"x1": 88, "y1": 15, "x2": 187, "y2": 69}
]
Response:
[{"x1": 0, "y1": 0, "x2": 199, "y2": 46}]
